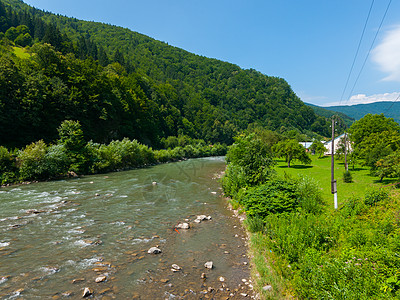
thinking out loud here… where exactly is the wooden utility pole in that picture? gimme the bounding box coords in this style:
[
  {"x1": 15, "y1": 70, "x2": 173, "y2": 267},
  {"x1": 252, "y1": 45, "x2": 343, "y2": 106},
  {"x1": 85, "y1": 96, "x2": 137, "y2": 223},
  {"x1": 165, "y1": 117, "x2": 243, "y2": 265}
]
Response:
[
  {"x1": 331, "y1": 116, "x2": 338, "y2": 210},
  {"x1": 344, "y1": 132, "x2": 348, "y2": 171}
]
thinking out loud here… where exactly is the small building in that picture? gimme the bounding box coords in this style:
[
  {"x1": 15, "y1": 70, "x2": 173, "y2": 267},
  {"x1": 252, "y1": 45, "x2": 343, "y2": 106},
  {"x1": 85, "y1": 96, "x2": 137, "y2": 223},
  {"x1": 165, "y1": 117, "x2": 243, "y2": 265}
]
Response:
[
  {"x1": 323, "y1": 134, "x2": 352, "y2": 155},
  {"x1": 299, "y1": 141, "x2": 313, "y2": 149}
]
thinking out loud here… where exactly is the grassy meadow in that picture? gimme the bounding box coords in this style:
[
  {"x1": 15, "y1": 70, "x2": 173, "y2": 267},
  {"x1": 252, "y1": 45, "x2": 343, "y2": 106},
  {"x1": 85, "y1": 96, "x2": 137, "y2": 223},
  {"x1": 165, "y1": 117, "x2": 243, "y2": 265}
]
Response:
[
  {"x1": 243, "y1": 155, "x2": 400, "y2": 299},
  {"x1": 275, "y1": 155, "x2": 398, "y2": 209}
]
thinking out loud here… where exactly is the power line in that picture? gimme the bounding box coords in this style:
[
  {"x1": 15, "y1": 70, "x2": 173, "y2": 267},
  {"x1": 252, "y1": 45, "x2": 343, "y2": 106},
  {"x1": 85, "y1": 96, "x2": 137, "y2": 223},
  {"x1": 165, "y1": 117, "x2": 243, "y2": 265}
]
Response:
[
  {"x1": 344, "y1": 0, "x2": 393, "y2": 103},
  {"x1": 339, "y1": 0, "x2": 375, "y2": 105},
  {"x1": 382, "y1": 93, "x2": 400, "y2": 115}
]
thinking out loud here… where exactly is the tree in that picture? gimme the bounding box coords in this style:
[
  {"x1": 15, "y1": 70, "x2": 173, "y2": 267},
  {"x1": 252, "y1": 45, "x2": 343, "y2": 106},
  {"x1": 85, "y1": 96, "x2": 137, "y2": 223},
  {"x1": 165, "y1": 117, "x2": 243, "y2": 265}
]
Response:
[
  {"x1": 348, "y1": 114, "x2": 400, "y2": 146},
  {"x1": 57, "y1": 120, "x2": 88, "y2": 173},
  {"x1": 222, "y1": 134, "x2": 276, "y2": 197},
  {"x1": 375, "y1": 151, "x2": 400, "y2": 182},
  {"x1": 310, "y1": 141, "x2": 326, "y2": 158},
  {"x1": 273, "y1": 139, "x2": 312, "y2": 167}
]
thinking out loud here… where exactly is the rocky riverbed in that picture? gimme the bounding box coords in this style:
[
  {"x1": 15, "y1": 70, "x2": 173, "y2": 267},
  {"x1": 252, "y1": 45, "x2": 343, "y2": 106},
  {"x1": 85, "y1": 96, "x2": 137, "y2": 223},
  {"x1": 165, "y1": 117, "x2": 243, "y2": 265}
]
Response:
[{"x1": 0, "y1": 157, "x2": 257, "y2": 299}]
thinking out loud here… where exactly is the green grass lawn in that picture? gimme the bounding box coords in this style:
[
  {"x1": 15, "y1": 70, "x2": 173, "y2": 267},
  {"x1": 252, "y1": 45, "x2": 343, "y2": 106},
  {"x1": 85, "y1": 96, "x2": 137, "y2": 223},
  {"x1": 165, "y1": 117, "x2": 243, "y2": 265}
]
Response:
[{"x1": 274, "y1": 155, "x2": 398, "y2": 210}]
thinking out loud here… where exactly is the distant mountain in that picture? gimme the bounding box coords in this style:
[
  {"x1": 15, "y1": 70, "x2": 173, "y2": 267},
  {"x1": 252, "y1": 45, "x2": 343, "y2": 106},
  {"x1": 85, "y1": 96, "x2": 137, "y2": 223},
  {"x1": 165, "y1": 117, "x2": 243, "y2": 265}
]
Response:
[
  {"x1": 305, "y1": 103, "x2": 354, "y2": 127},
  {"x1": 326, "y1": 101, "x2": 400, "y2": 124}
]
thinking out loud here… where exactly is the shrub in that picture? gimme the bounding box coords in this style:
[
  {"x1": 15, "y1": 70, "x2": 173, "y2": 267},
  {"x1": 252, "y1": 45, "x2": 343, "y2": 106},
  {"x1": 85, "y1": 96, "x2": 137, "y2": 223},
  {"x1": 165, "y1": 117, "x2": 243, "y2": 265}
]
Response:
[
  {"x1": 18, "y1": 140, "x2": 47, "y2": 180},
  {"x1": 364, "y1": 189, "x2": 389, "y2": 206},
  {"x1": 343, "y1": 170, "x2": 353, "y2": 183},
  {"x1": 42, "y1": 144, "x2": 69, "y2": 178},
  {"x1": 0, "y1": 146, "x2": 17, "y2": 184},
  {"x1": 341, "y1": 196, "x2": 366, "y2": 218},
  {"x1": 296, "y1": 175, "x2": 324, "y2": 214},
  {"x1": 238, "y1": 178, "x2": 299, "y2": 219}
]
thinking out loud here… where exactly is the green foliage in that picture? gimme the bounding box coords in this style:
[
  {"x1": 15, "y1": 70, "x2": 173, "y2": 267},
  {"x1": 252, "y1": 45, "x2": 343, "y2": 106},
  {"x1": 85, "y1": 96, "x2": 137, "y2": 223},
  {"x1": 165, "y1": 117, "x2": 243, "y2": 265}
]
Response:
[
  {"x1": 0, "y1": 0, "x2": 333, "y2": 151},
  {"x1": 296, "y1": 175, "x2": 324, "y2": 214},
  {"x1": 341, "y1": 196, "x2": 366, "y2": 218},
  {"x1": 244, "y1": 216, "x2": 266, "y2": 233},
  {"x1": 272, "y1": 138, "x2": 312, "y2": 167},
  {"x1": 0, "y1": 145, "x2": 16, "y2": 184},
  {"x1": 238, "y1": 178, "x2": 300, "y2": 219},
  {"x1": 310, "y1": 140, "x2": 327, "y2": 158},
  {"x1": 364, "y1": 189, "x2": 389, "y2": 206},
  {"x1": 57, "y1": 120, "x2": 88, "y2": 174},
  {"x1": 343, "y1": 170, "x2": 353, "y2": 183},
  {"x1": 18, "y1": 140, "x2": 47, "y2": 180},
  {"x1": 348, "y1": 114, "x2": 400, "y2": 146},
  {"x1": 222, "y1": 134, "x2": 275, "y2": 197},
  {"x1": 375, "y1": 151, "x2": 400, "y2": 182}
]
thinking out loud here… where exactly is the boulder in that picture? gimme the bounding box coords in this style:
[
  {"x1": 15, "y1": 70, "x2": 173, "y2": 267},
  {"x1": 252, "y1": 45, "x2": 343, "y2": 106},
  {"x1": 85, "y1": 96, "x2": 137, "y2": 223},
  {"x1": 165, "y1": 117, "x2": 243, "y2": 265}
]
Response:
[{"x1": 147, "y1": 247, "x2": 162, "y2": 254}]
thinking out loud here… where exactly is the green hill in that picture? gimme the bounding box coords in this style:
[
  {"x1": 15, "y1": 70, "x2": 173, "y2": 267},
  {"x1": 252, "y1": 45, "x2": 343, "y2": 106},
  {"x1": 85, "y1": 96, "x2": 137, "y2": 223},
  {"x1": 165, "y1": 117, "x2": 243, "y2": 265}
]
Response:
[
  {"x1": 0, "y1": 0, "x2": 334, "y2": 148},
  {"x1": 327, "y1": 101, "x2": 400, "y2": 124},
  {"x1": 306, "y1": 103, "x2": 355, "y2": 127}
]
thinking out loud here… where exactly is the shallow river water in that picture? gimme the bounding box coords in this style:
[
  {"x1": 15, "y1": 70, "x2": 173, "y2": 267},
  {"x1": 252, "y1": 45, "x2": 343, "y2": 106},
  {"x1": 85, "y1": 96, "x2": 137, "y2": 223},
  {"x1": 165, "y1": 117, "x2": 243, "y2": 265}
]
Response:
[{"x1": 0, "y1": 157, "x2": 254, "y2": 299}]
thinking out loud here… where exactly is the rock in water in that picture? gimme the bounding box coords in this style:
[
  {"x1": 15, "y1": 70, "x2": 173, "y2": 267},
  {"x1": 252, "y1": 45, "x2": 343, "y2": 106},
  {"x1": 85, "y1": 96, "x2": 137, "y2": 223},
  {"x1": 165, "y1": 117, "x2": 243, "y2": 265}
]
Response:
[
  {"x1": 148, "y1": 247, "x2": 162, "y2": 254},
  {"x1": 95, "y1": 275, "x2": 107, "y2": 283},
  {"x1": 82, "y1": 287, "x2": 93, "y2": 298},
  {"x1": 176, "y1": 223, "x2": 190, "y2": 229},
  {"x1": 204, "y1": 261, "x2": 213, "y2": 269}
]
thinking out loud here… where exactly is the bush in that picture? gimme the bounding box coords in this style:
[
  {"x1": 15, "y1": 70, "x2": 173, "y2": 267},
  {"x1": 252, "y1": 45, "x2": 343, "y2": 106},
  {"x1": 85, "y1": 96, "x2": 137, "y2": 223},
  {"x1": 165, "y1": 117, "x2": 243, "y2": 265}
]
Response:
[
  {"x1": 42, "y1": 144, "x2": 69, "y2": 178},
  {"x1": 364, "y1": 189, "x2": 389, "y2": 206},
  {"x1": 0, "y1": 146, "x2": 17, "y2": 184},
  {"x1": 238, "y1": 178, "x2": 299, "y2": 219},
  {"x1": 18, "y1": 140, "x2": 47, "y2": 180},
  {"x1": 296, "y1": 175, "x2": 324, "y2": 214},
  {"x1": 341, "y1": 196, "x2": 366, "y2": 218},
  {"x1": 343, "y1": 170, "x2": 353, "y2": 183}
]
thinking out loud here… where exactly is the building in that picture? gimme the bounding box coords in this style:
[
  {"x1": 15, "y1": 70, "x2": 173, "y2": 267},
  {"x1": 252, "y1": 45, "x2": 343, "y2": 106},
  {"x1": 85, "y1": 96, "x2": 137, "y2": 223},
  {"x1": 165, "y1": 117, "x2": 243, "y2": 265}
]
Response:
[{"x1": 323, "y1": 133, "x2": 352, "y2": 155}]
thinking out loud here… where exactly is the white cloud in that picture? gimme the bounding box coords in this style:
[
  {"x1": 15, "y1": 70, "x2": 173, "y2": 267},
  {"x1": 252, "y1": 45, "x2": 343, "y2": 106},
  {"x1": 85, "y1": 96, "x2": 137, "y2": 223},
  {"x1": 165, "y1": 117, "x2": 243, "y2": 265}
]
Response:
[
  {"x1": 372, "y1": 25, "x2": 400, "y2": 82},
  {"x1": 324, "y1": 92, "x2": 400, "y2": 106}
]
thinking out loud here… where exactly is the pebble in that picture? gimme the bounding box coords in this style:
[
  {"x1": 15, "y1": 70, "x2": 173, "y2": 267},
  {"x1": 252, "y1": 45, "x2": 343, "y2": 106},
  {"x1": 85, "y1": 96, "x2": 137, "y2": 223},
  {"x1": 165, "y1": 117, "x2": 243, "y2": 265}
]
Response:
[
  {"x1": 95, "y1": 275, "x2": 107, "y2": 283},
  {"x1": 204, "y1": 261, "x2": 213, "y2": 269},
  {"x1": 219, "y1": 276, "x2": 225, "y2": 282},
  {"x1": 82, "y1": 287, "x2": 93, "y2": 298},
  {"x1": 263, "y1": 285, "x2": 273, "y2": 291}
]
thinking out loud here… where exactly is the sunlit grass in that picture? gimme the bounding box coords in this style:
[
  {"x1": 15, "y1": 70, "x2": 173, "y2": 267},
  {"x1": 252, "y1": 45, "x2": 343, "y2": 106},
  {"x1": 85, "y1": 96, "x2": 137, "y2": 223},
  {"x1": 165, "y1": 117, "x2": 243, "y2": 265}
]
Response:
[{"x1": 274, "y1": 155, "x2": 397, "y2": 210}]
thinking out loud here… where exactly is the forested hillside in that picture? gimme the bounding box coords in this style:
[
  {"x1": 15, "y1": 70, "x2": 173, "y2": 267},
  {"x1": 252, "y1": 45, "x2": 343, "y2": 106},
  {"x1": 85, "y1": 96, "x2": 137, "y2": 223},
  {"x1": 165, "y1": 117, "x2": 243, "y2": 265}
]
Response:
[
  {"x1": 306, "y1": 103, "x2": 354, "y2": 127},
  {"x1": 0, "y1": 0, "x2": 333, "y2": 149},
  {"x1": 327, "y1": 101, "x2": 400, "y2": 124}
]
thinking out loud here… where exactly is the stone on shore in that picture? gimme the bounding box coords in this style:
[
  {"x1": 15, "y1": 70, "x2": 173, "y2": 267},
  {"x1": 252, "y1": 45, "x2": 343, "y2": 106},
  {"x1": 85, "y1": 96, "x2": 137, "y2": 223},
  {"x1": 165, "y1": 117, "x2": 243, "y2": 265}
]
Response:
[{"x1": 204, "y1": 261, "x2": 213, "y2": 269}]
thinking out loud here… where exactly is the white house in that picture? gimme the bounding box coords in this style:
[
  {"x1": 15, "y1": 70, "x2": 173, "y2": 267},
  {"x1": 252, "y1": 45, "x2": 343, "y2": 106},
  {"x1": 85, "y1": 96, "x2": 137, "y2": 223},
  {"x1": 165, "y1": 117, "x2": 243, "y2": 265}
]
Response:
[{"x1": 323, "y1": 133, "x2": 352, "y2": 155}]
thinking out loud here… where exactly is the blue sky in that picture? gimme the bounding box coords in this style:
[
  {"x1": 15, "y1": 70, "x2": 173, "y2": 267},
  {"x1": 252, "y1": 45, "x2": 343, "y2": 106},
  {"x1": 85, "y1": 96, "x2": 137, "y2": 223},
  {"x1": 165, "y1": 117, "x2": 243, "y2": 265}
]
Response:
[{"x1": 23, "y1": 0, "x2": 400, "y2": 107}]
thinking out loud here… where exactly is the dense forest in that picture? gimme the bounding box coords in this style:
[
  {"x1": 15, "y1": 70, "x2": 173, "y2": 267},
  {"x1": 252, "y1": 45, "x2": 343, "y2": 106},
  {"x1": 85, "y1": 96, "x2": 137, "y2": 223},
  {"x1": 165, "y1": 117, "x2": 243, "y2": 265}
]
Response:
[{"x1": 0, "y1": 0, "x2": 335, "y2": 150}]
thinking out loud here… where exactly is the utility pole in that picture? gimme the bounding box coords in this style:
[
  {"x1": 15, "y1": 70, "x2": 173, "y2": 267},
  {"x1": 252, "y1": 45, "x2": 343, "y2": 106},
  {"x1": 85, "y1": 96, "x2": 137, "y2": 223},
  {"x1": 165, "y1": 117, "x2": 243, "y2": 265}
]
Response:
[
  {"x1": 344, "y1": 132, "x2": 348, "y2": 172},
  {"x1": 331, "y1": 116, "x2": 338, "y2": 210}
]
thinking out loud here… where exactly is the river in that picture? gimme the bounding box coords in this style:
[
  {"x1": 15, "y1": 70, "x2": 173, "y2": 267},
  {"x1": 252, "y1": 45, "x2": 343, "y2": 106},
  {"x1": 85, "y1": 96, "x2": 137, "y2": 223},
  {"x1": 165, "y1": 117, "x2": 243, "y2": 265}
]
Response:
[{"x1": 0, "y1": 157, "x2": 254, "y2": 299}]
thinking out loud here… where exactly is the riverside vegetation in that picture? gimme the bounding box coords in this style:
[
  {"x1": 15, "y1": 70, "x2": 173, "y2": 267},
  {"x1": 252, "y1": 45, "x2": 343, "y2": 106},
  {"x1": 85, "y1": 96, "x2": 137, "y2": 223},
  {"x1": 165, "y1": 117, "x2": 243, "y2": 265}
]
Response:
[
  {"x1": 222, "y1": 115, "x2": 400, "y2": 299},
  {"x1": 0, "y1": 120, "x2": 226, "y2": 185}
]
